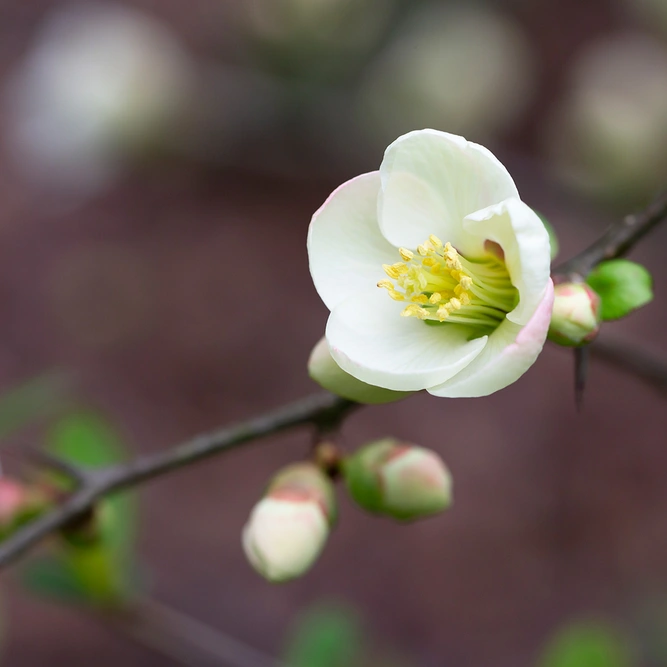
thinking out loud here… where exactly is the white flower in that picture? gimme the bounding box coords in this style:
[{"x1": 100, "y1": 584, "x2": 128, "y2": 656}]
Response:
[
  {"x1": 5, "y1": 3, "x2": 194, "y2": 198},
  {"x1": 307, "y1": 129, "x2": 554, "y2": 398}
]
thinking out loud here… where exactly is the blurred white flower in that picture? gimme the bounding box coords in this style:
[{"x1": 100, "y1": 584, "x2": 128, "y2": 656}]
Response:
[
  {"x1": 4, "y1": 3, "x2": 195, "y2": 198},
  {"x1": 357, "y1": 5, "x2": 536, "y2": 146},
  {"x1": 308, "y1": 129, "x2": 553, "y2": 398},
  {"x1": 545, "y1": 34, "x2": 667, "y2": 204}
]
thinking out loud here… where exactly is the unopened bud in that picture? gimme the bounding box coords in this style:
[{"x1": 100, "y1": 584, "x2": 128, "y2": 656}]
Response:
[
  {"x1": 344, "y1": 439, "x2": 452, "y2": 521},
  {"x1": 242, "y1": 463, "x2": 336, "y2": 583},
  {"x1": 308, "y1": 337, "x2": 411, "y2": 404},
  {"x1": 0, "y1": 478, "x2": 47, "y2": 537},
  {"x1": 548, "y1": 283, "x2": 601, "y2": 346}
]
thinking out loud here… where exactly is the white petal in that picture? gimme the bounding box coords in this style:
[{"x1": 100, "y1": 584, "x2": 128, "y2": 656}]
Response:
[
  {"x1": 308, "y1": 171, "x2": 397, "y2": 311},
  {"x1": 242, "y1": 498, "x2": 328, "y2": 582},
  {"x1": 427, "y1": 280, "x2": 554, "y2": 398},
  {"x1": 308, "y1": 336, "x2": 412, "y2": 404},
  {"x1": 378, "y1": 129, "x2": 519, "y2": 256},
  {"x1": 464, "y1": 197, "x2": 551, "y2": 325},
  {"x1": 326, "y1": 288, "x2": 488, "y2": 391}
]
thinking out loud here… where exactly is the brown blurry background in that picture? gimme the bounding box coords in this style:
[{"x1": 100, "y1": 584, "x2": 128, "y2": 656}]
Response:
[{"x1": 0, "y1": 0, "x2": 666, "y2": 665}]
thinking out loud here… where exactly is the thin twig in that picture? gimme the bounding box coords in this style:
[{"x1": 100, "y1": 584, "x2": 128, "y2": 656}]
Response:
[
  {"x1": 107, "y1": 598, "x2": 286, "y2": 667},
  {"x1": 554, "y1": 190, "x2": 667, "y2": 279},
  {"x1": 591, "y1": 336, "x2": 667, "y2": 394},
  {"x1": 0, "y1": 392, "x2": 355, "y2": 569},
  {"x1": 2, "y1": 191, "x2": 667, "y2": 570},
  {"x1": 23, "y1": 446, "x2": 89, "y2": 484},
  {"x1": 551, "y1": 190, "x2": 667, "y2": 405},
  {"x1": 574, "y1": 347, "x2": 589, "y2": 412}
]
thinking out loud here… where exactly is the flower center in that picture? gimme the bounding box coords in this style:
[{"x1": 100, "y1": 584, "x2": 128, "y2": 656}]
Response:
[{"x1": 378, "y1": 235, "x2": 518, "y2": 333}]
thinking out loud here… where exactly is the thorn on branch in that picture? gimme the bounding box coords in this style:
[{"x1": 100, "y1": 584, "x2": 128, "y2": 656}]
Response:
[
  {"x1": 574, "y1": 347, "x2": 589, "y2": 412},
  {"x1": 24, "y1": 447, "x2": 89, "y2": 486}
]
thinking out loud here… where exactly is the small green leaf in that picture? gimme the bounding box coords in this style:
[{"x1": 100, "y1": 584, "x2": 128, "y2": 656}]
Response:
[
  {"x1": 535, "y1": 210, "x2": 560, "y2": 261},
  {"x1": 48, "y1": 411, "x2": 127, "y2": 468},
  {"x1": 284, "y1": 604, "x2": 364, "y2": 667},
  {"x1": 34, "y1": 411, "x2": 140, "y2": 606},
  {"x1": 539, "y1": 621, "x2": 632, "y2": 667},
  {"x1": 47, "y1": 411, "x2": 136, "y2": 555},
  {"x1": 586, "y1": 259, "x2": 653, "y2": 321}
]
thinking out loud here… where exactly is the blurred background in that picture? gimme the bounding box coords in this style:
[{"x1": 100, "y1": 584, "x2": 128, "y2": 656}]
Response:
[{"x1": 0, "y1": 0, "x2": 666, "y2": 665}]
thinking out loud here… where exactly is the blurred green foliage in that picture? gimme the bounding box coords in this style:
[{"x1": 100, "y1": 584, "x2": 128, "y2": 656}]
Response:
[
  {"x1": 23, "y1": 411, "x2": 139, "y2": 608},
  {"x1": 538, "y1": 621, "x2": 633, "y2": 667},
  {"x1": 284, "y1": 603, "x2": 364, "y2": 667},
  {"x1": 283, "y1": 601, "x2": 415, "y2": 667}
]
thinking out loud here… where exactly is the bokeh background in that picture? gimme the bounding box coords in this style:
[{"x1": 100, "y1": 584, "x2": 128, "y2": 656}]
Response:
[{"x1": 0, "y1": 0, "x2": 666, "y2": 665}]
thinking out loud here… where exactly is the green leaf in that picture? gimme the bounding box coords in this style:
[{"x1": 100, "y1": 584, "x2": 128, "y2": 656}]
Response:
[
  {"x1": 284, "y1": 604, "x2": 364, "y2": 667},
  {"x1": 535, "y1": 210, "x2": 560, "y2": 261},
  {"x1": 539, "y1": 622, "x2": 632, "y2": 667},
  {"x1": 47, "y1": 411, "x2": 135, "y2": 554},
  {"x1": 33, "y1": 411, "x2": 140, "y2": 606},
  {"x1": 48, "y1": 411, "x2": 127, "y2": 468},
  {"x1": 586, "y1": 259, "x2": 653, "y2": 321}
]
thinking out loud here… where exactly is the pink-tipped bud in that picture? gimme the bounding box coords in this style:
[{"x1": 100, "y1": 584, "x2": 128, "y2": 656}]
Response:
[
  {"x1": 0, "y1": 478, "x2": 47, "y2": 537},
  {"x1": 242, "y1": 463, "x2": 336, "y2": 583},
  {"x1": 344, "y1": 439, "x2": 452, "y2": 521},
  {"x1": 548, "y1": 282, "x2": 601, "y2": 347}
]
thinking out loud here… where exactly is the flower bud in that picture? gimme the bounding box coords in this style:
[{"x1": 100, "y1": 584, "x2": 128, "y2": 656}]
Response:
[
  {"x1": 0, "y1": 478, "x2": 47, "y2": 538},
  {"x1": 344, "y1": 439, "x2": 452, "y2": 521},
  {"x1": 308, "y1": 337, "x2": 411, "y2": 404},
  {"x1": 548, "y1": 282, "x2": 601, "y2": 346},
  {"x1": 242, "y1": 463, "x2": 336, "y2": 583}
]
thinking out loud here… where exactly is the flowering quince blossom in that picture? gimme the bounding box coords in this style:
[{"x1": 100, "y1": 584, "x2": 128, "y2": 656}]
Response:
[{"x1": 307, "y1": 129, "x2": 554, "y2": 398}]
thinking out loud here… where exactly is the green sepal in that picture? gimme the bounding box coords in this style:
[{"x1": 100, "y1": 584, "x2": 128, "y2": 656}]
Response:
[
  {"x1": 342, "y1": 439, "x2": 395, "y2": 514},
  {"x1": 308, "y1": 338, "x2": 412, "y2": 405},
  {"x1": 534, "y1": 210, "x2": 560, "y2": 261},
  {"x1": 586, "y1": 259, "x2": 653, "y2": 321}
]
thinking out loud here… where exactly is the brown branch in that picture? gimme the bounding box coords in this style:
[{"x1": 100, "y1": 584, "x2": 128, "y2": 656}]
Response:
[
  {"x1": 0, "y1": 392, "x2": 355, "y2": 569},
  {"x1": 2, "y1": 191, "x2": 667, "y2": 570},
  {"x1": 554, "y1": 190, "x2": 667, "y2": 279},
  {"x1": 591, "y1": 336, "x2": 667, "y2": 394},
  {"x1": 107, "y1": 598, "x2": 286, "y2": 667}
]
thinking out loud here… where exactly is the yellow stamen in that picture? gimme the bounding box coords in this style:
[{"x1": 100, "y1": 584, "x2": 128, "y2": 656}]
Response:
[
  {"x1": 383, "y1": 264, "x2": 399, "y2": 279},
  {"x1": 401, "y1": 304, "x2": 428, "y2": 319},
  {"x1": 379, "y1": 235, "x2": 516, "y2": 332},
  {"x1": 411, "y1": 294, "x2": 429, "y2": 304}
]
